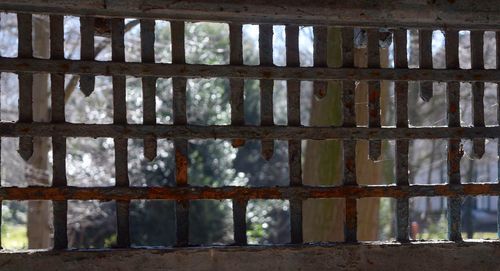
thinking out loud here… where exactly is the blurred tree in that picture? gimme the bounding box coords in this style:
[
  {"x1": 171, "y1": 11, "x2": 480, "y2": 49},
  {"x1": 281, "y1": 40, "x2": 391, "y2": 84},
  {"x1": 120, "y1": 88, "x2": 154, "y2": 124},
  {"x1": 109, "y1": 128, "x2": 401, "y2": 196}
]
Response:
[
  {"x1": 303, "y1": 28, "x2": 391, "y2": 241},
  {"x1": 27, "y1": 15, "x2": 51, "y2": 249}
]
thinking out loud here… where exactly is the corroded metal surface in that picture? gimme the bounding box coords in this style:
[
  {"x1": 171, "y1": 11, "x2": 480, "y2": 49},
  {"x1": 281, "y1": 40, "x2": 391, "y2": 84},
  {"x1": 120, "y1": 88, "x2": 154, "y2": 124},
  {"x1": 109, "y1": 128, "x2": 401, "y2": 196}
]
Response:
[
  {"x1": 140, "y1": 19, "x2": 158, "y2": 161},
  {"x1": 111, "y1": 18, "x2": 131, "y2": 249},
  {"x1": 471, "y1": 30, "x2": 486, "y2": 159},
  {"x1": 0, "y1": 123, "x2": 498, "y2": 140},
  {"x1": 419, "y1": 29, "x2": 433, "y2": 102},
  {"x1": 445, "y1": 29, "x2": 463, "y2": 242},
  {"x1": 171, "y1": 21, "x2": 190, "y2": 247},
  {"x1": 367, "y1": 29, "x2": 381, "y2": 161},
  {"x1": 286, "y1": 25, "x2": 302, "y2": 244},
  {"x1": 79, "y1": 17, "x2": 95, "y2": 96},
  {"x1": 49, "y1": 14, "x2": 68, "y2": 250},
  {"x1": 259, "y1": 24, "x2": 274, "y2": 160},
  {"x1": 394, "y1": 29, "x2": 409, "y2": 242},
  {"x1": 3, "y1": 57, "x2": 500, "y2": 81},
  {"x1": 4, "y1": 0, "x2": 500, "y2": 29},
  {"x1": 16, "y1": 14, "x2": 33, "y2": 161},
  {"x1": 0, "y1": 184, "x2": 499, "y2": 201}
]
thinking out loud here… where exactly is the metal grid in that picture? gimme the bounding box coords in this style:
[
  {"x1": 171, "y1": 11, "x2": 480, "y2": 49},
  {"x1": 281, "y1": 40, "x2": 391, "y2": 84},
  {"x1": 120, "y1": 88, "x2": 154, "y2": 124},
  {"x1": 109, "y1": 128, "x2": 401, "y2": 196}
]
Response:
[{"x1": 0, "y1": 5, "x2": 499, "y2": 250}]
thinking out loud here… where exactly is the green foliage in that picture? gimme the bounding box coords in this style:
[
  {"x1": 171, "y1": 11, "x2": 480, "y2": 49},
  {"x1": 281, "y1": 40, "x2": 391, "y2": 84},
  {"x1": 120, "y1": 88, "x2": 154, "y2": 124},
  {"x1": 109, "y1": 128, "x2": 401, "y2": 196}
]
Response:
[
  {"x1": 185, "y1": 22, "x2": 229, "y2": 65},
  {"x1": 1, "y1": 201, "x2": 28, "y2": 249},
  {"x1": 378, "y1": 198, "x2": 395, "y2": 241},
  {"x1": 104, "y1": 234, "x2": 117, "y2": 248},
  {"x1": 417, "y1": 213, "x2": 448, "y2": 240},
  {"x1": 1, "y1": 224, "x2": 27, "y2": 250}
]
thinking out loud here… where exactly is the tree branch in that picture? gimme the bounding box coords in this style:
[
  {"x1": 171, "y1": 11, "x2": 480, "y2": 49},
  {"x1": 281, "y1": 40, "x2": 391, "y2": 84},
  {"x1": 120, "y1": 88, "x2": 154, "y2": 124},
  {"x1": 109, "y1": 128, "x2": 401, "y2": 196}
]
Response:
[{"x1": 64, "y1": 19, "x2": 140, "y2": 103}]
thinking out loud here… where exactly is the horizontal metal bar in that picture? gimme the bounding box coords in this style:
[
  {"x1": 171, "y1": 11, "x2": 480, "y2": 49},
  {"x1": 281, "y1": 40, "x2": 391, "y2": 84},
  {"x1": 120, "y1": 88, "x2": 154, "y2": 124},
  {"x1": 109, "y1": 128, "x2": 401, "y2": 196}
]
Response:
[
  {"x1": 3, "y1": 0, "x2": 500, "y2": 29},
  {"x1": 0, "y1": 183, "x2": 499, "y2": 200},
  {"x1": 1, "y1": 57, "x2": 500, "y2": 82},
  {"x1": 0, "y1": 123, "x2": 497, "y2": 140}
]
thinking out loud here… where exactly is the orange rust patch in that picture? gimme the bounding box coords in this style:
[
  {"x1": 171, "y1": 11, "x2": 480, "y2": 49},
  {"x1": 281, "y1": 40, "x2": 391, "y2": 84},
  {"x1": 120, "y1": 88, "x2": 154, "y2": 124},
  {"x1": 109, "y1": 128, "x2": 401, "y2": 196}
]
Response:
[
  {"x1": 175, "y1": 148, "x2": 188, "y2": 186},
  {"x1": 232, "y1": 138, "x2": 245, "y2": 147},
  {"x1": 473, "y1": 74, "x2": 482, "y2": 81},
  {"x1": 261, "y1": 71, "x2": 272, "y2": 78},
  {"x1": 433, "y1": 185, "x2": 449, "y2": 195},
  {"x1": 60, "y1": 63, "x2": 70, "y2": 71}
]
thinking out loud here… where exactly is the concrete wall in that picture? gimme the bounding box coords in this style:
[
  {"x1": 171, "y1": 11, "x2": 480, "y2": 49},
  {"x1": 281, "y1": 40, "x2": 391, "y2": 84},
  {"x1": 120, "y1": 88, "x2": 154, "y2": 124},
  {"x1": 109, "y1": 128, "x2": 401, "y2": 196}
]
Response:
[{"x1": 0, "y1": 242, "x2": 499, "y2": 271}]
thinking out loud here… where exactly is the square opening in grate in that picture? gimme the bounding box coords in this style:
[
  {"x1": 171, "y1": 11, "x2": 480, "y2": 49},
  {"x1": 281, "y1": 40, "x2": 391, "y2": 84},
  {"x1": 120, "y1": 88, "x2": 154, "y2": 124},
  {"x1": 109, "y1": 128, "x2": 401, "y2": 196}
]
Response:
[
  {"x1": 130, "y1": 200, "x2": 175, "y2": 247},
  {"x1": 185, "y1": 22, "x2": 229, "y2": 65},
  {"x1": 460, "y1": 139, "x2": 498, "y2": 183},
  {"x1": 128, "y1": 139, "x2": 175, "y2": 187},
  {"x1": 409, "y1": 139, "x2": 449, "y2": 185},
  {"x1": 302, "y1": 198, "x2": 344, "y2": 242},
  {"x1": 357, "y1": 197, "x2": 396, "y2": 241},
  {"x1": 1, "y1": 137, "x2": 53, "y2": 187},
  {"x1": 66, "y1": 137, "x2": 114, "y2": 187},
  {"x1": 66, "y1": 75, "x2": 113, "y2": 124},
  {"x1": 187, "y1": 78, "x2": 230, "y2": 125},
  {"x1": 460, "y1": 196, "x2": 499, "y2": 240},
  {"x1": 409, "y1": 196, "x2": 448, "y2": 240},
  {"x1": 67, "y1": 200, "x2": 117, "y2": 249},
  {"x1": 247, "y1": 200, "x2": 290, "y2": 245},
  {"x1": 1, "y1": 201, "x2": 58, "y2": 250},
  {"x1": 189, "y1": 199, "x2": 233, "y2": 245}
]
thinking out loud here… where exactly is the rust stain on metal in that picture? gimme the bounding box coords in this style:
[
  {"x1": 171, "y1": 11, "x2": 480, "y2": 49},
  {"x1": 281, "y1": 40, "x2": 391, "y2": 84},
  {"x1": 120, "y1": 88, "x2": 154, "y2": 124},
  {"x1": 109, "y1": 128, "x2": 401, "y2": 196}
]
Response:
[
  {"x1": 175, "y1": 147, "x2": 188, "y2": 186},
  {"x1": 261, "y1": 70, "x2": 272, "y2": 78},
  {"x1": 59, "y1": 63, "x2": 70, "y2": 71},
  {"x1": 2, "y1": 184, "x2": 499, "y2": 201},
  {"x1": 231, "y1": 138, "x2": 245, "y2": 147}
]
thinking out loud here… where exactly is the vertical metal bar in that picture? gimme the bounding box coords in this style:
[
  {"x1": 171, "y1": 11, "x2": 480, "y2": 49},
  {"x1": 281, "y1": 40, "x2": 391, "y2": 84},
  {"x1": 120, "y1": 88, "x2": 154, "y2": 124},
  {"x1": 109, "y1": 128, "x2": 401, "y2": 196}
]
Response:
[
  {"x1": 470, "y1": 30, "x2": 485, "y2": 159},
  {"x1": 419, "y1": 29, "x2": 434, "y2": 101},
  {"x1": 313, "y1": 26, "x2": 327, "y2": 99},
  {"x1": 50, "y1": 14, "x2": 68, "y2": 250},
  {"x1": 233, "y1": 199, "x2": 247, "y2": 245},
  {"x1": 111, "y1": 18, "x2": 130, "y2": 248},
  {"x1": 395, "y1": 30, "x2": 409, "y2": 129},
  {"x1": 50, "y1": 16, "x2": 65, "y2": 123},
  {"x1": 0, "y1": 71, "x2": 1, "y2": 249},
  {"x1": 286, "y1": 25, "x2": 302, "y2": 244},
  {"x1": 140, "y1": 19, "x2": 157, "y2": 161},
  {"x1": 286, "y1": 25, "x2": 301, "y2": 130},
  {"x1": 259, "y1": 24, "x2": 274, "y2": 160},
  {"x1": 171, "y1": 21, "x2": 189, "y2": 247},
  {"x1": 342, "y1": 27, "x2": 357, "y2": 243},
  {"x1": 230, "y1": 23, "x2": 247, "y2": 245},
  {"x1": 367, "y1": 29, "x2": 381, "y2": 161},
  {"x1": 344, "y1": 198, "x2": 357, "y2": 243},
  {"x1": 17, "y1": 14, "x2": 33, "y2": 161},
  {"x1": 112, "y1": 19, "x2": 126, "y2": 124},
  {"x1": 342, "y1": 28, "x2": 355, "y2": 127},
  {"x1": 80, "y1": 17, "x2": 95, "y2": 96},
  {"x1": 497, "y1": 31, "x2": 500, "y2": 239},
  {"x1": 394, "y1": 29, "x2": 410, "y2": 242},
  {"x1": 342, "y1": 27, "x2": 356, "y2": 178},
  {"x1": 445, "y1": 29, "x2": 463, "y2": 242},
  {"x1": 230, "y1": 23, "x2": 245, "y2": 148}
]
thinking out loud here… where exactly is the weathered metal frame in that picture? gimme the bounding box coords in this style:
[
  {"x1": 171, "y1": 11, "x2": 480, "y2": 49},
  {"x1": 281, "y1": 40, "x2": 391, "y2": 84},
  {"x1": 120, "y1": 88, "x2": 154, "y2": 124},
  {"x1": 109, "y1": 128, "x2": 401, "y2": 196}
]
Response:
[
  {"x1": 3, "y1": 0, "x2": 500, "y2": 29},
  {"x1": 1, "y1": 58, "x2": 500, "y2": 81},
  {"x1": 0, "y1": 1, "x2": 499, "y2": 269}
]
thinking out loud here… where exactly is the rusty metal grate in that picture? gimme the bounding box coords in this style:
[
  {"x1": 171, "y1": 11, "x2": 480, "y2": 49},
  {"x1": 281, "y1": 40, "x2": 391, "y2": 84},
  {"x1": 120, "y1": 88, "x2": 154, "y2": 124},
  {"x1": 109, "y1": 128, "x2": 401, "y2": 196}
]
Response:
[{"x1": 0, "y1": 1, "x2": 499, "y2": 251}]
